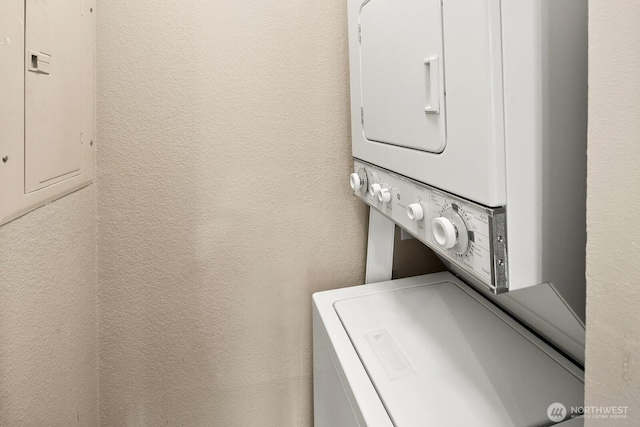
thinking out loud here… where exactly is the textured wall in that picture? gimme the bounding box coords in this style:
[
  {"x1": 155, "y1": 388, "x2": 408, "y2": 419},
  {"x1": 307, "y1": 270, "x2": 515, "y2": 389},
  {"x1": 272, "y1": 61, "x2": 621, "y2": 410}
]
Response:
[
  {"x1": 585, "y1": 0, "x2": 640, "y2": 424},
  {"x1": 96, "y1": 0, "x2": 370, "y2": 425},
  {"x1": 0, "y1": 187, "x2": 98, "y2": 426}
]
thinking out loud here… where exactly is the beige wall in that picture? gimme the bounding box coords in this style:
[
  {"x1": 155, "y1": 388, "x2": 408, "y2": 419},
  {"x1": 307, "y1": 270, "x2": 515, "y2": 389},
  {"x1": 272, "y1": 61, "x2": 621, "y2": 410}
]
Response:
[
  {"x1": 585, "y1": 0, "x2": 640, "y2": 424},
  {"x1": 7, "y1": 0, "x2": 640, "y2": 425},
  {"x1": 0, "y1": 187, "x2": 98, "y2": 426},
  {"x1": 96, "y1": 0, "x2": 370, "y2": 425}
]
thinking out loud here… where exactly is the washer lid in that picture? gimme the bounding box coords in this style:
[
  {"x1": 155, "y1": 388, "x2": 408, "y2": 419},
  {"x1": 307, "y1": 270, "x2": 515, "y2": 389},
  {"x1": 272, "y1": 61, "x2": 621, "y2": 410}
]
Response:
[
  {"x1": 334, "y1": 281, "x2": 584, "y2": 426},
  {"x1": 359, "y1": 0, "x2": 447, "y2": 153}
]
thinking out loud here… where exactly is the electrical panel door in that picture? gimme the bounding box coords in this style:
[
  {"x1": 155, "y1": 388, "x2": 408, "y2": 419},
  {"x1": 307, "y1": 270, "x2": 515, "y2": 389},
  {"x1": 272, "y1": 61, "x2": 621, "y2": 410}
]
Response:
[
  {"x1": 0, "y1": 0, "x2": 95, "y2": 226},
  {"x1": 25, "y1": 0, "x2": 84, "y2": 192}
]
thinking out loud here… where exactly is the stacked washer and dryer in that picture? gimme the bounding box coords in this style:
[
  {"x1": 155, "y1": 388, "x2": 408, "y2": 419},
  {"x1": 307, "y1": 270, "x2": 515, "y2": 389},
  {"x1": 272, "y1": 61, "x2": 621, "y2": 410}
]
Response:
[{"x1": 313, "y1": 0, "x2": 587, "y2": 426}]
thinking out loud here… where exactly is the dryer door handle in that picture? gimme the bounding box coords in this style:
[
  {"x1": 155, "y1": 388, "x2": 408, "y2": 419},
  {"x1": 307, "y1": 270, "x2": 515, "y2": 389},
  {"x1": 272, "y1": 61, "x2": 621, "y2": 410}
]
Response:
[{"x1": 424, "y1": 57, "x2": 440, "y2": 114}]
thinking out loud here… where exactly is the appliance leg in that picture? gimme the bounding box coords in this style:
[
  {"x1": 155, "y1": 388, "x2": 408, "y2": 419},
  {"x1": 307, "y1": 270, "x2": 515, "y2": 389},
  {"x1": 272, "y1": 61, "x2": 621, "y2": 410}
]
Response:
[{"x1": 365, "y1": 208, "x2": 395, "y2": 284}]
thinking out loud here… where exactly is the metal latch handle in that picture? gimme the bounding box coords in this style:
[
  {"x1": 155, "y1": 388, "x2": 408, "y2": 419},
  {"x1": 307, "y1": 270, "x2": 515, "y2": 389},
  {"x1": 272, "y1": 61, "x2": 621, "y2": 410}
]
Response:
[
  {"x1": 28, "y1": 50, "x2": 51, "y2": 75},
  {"x1": 424, "y1": 57, "x2": 440, "y2": 114}
]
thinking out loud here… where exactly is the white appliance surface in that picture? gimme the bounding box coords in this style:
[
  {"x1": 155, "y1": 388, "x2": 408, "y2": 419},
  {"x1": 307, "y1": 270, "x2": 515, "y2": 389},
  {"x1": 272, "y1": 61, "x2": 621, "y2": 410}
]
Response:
[
  {"x1": 347, "y1": 0, "x2": 588, "y2": 362},
  {"x1": 352, "y1": 160, "x2": 586, "y2": 364},
  {"x1": 347, "y1": 0, "x2": 588, "y2": 318},
  {"x1": 350, "y1": 0, "x2": 506, "y2": 207},
  {"x1": 313, "y1": 273, "x2": 584, "y2": 427},
  {"x1": 360, "y1": 0, "x2": 446, "y2": 153},
  {"x1": 324, "y1": 0, "x2": 588, "y2": 425}
]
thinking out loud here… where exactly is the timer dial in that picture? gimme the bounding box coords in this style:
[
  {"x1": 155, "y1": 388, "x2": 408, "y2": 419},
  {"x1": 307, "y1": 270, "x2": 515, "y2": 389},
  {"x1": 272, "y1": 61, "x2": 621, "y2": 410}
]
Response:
[
  {"x1": 432, "y1": 206, "x2": 470, "y2": 255},
  {"x1": 432, "y1": 217, "x2": 457, "y2": 249}
]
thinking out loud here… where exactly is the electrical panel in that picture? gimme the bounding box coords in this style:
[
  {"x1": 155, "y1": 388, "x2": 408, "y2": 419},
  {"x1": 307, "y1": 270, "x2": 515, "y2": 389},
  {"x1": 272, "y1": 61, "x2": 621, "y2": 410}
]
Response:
[{"x1": 0, "y1": 0, "x2": 95, "y2": 226}]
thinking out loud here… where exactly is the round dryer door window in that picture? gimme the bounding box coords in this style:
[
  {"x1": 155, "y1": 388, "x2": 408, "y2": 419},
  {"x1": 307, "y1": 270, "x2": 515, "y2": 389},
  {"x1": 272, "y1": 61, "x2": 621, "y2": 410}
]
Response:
[{"x1": 360, "y1": 0, "x2": 447, "y2": 153}]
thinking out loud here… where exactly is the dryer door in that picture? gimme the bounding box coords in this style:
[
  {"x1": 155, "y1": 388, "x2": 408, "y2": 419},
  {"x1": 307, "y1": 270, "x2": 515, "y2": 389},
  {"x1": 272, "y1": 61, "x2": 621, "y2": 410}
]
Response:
[{"x1": 360, "y1": 0, "x2": 446, "y2": 153}]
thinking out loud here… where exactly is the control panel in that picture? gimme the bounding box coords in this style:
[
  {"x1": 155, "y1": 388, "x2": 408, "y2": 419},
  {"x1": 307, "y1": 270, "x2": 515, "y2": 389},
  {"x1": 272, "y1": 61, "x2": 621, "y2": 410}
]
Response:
[{"x1": 351, "y1": 159, "x2": 508, "y2": 293}]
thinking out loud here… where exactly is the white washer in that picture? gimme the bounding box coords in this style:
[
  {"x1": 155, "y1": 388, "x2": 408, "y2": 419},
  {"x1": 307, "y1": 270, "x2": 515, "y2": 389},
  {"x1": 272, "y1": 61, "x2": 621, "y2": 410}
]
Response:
[{"x1": 313, "y1": 273, "x2": 584, "y2": 426}]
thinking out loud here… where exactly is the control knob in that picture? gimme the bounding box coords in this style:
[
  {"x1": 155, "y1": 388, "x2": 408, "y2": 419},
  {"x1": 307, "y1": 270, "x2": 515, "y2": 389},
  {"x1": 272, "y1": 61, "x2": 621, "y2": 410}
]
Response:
[
  {"x1": 432, "y1": 217, "x2": 457, "y2": 249},
  {"x1": 349, "y1": 169, "x2": 368, "y2": 194},
  {"x1": 378, "y1": 188, "x2": 391, "y2": 203},
  {"x1": 431, "y1": 207, "x2": 470, "y2": 254},
  {"x1": 407, "y1": 203, "x2": 424, "y2": 221},
  {"x1": 369, "y1": 183, "x2": 381, "y2": 198},
  {"x1": 349, "y1": 173, "x2": 360, "y2": 190}
]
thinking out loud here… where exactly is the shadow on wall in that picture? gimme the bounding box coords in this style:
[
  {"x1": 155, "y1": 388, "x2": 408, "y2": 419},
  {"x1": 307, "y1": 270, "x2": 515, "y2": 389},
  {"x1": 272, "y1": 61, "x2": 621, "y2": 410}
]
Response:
[{"x1": 392, "y1": 225, "x2": 446, "y2": 279}]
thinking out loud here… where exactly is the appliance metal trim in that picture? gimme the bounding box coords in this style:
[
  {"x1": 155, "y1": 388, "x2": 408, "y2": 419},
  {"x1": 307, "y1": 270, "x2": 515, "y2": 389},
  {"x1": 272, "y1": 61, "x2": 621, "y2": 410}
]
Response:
[
  {"x1": 354, "y1": 158, "x2": 510, "y2": 293},
  {"x1": 489, "y1": 208, "x2": 509, "y2": 293}
]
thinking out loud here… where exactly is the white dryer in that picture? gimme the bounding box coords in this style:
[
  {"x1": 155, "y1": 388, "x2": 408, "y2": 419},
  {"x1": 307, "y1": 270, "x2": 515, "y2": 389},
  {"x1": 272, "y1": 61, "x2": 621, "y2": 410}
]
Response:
[
  {"x1": 314, "y1": 0, "x2": 588, "y2": 425},
  {"x1": 347, "y1": 0, "x2": 588, "y2": 314}
]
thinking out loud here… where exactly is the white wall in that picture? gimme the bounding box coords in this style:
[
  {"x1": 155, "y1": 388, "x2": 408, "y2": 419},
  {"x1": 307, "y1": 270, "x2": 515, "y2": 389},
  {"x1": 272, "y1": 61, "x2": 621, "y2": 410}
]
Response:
[
  {"x1": 0, "y1": 187, "x2": 98, "y2": 426},
  {"x1": 585, "y1": 0, "x2": 640, "y2": 424},
  {"x1": 96, "y1": 0, "x2": 370, "y2": 425}
]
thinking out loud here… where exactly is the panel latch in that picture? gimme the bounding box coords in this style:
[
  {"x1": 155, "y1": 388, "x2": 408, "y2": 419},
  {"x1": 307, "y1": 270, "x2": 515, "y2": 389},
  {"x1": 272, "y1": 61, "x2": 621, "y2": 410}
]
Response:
[{"x1": 28, "y1": 50, "x2": 52, "y2": 75}]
